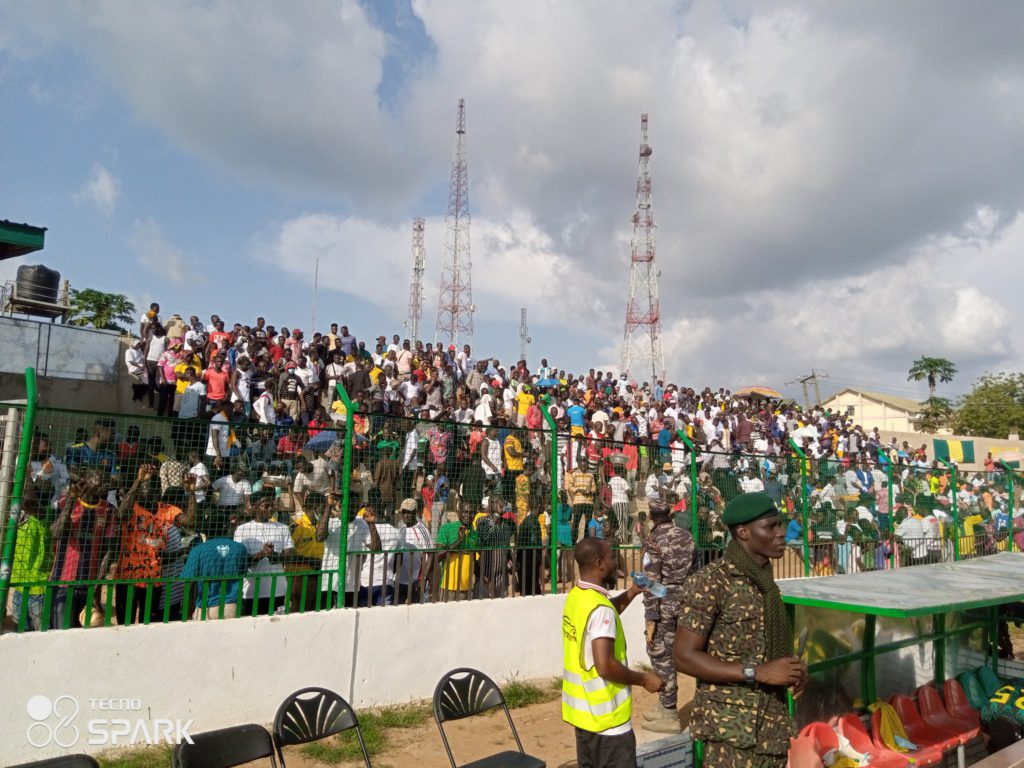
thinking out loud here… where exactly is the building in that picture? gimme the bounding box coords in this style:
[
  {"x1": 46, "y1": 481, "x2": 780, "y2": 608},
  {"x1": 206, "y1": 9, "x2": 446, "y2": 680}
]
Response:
[{"x1": 819, "y1": 388, "x2": 923, "y2": 433}]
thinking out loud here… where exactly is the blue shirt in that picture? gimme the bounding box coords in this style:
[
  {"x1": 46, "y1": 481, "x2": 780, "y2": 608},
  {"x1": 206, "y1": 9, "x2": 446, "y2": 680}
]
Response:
[
  {"x1": 181, "y1": 537, "x2": 249, "y2": 607},
  {"x1": 567, "y1": 405, "x2": 586, "y2": 428},
  {"x1": 785, "y1": 519, "x2": 802, "y2": 544},
  {"x1": 64, "y1": 441, "x2": 118, "y2": 476}
]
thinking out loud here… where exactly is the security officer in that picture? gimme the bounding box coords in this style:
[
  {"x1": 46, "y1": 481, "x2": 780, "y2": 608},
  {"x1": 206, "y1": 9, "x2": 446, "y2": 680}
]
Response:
[
  {"x1": 641, "y1": 501, "x2": 696, "y2": 733},
  {"x1": 673, "y1": 492, "x2": 807, "y2": 767},
  {"x1": 562, "y1": 537, "x2": 662, "y2": 768}
]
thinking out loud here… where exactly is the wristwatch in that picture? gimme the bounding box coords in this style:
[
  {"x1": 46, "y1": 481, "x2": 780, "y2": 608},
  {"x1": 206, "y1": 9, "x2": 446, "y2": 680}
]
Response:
[{"x1": 742, "y1": 663, "x2": 757, "y2": 684}]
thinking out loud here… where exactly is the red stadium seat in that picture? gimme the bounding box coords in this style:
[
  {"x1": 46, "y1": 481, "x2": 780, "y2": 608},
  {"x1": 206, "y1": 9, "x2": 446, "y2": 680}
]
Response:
[
  {"x1": 869, "y1": 708, "x2": 945, "y2": 766},
  {"x1": 915, "y1": 684, "x2": 980, "y2": 741},
  {"x1": 889, "y1": 694, "x2": 961, "y2": 752},
  {"x1": 942, "y1": 678, "x2": 982, "y2": 727},
  {"x1": 833, "y1": 714, "x2": 918, "y2": 768}
]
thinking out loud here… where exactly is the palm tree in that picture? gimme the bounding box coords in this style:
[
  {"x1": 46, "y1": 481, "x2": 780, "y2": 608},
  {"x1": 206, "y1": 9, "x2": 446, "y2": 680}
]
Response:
[
  {"x1": 67, "y1": 288, "x2": 136, "y2": 334},
  {"x1": 907, "y1": 356, "x2": 957, "y2": 399}
]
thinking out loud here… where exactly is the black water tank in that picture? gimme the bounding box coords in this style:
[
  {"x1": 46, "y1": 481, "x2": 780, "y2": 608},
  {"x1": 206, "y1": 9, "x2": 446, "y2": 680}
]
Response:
[{"x1": 16, "y1": 264, "x2": 60, "y2": 303}]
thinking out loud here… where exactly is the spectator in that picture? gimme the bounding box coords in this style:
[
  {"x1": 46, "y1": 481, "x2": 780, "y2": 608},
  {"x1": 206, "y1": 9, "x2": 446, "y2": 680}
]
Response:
[
  {"x1": 395, "y1": 498, "x2": 433, "y2": 604},
  {"x1": 180, "y1": 508, "x2": 248, "y2": 620},
  {"x1": 234, "y1": 489, "x2": 295, "y2": 615},
  {"x1": 436, "y1": 506, "x2": 477, "y2": 601}
]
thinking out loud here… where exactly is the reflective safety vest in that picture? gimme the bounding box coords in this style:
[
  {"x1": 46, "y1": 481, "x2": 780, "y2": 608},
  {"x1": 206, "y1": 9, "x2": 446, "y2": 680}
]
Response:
[{"x1": 561, "y1": 585, "x2": 631, "y2": 732}]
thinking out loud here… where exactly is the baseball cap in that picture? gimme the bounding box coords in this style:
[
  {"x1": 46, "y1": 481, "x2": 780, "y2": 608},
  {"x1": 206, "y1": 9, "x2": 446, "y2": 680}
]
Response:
[
  {"x1": 662, "y1": 462, "x2": 673, "y2": 471},
  {"x1": 399, "y1": 498, "x2": 417, "y2": 512}
]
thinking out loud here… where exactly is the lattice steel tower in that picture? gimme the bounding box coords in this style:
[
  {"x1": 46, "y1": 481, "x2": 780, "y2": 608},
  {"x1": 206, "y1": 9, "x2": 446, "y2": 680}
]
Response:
[
  {"x1": 621, "y1": 113, "x2": 665, "y2": 383},
  {"x1": 435, "y1": 98, "x2": 474, "y2": 347},
  {"x1": 519, "y1": 307, "x2": 531, "y2": 363},
  {"x1": 403, "y1": 217, "x2": 426, "y2": 343}
]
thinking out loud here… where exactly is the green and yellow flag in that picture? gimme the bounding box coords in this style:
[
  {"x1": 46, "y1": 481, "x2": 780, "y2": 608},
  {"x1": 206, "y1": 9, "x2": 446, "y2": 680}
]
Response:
[{"x1": 933, "y1": 439, "x2": 975, "y2": 464}]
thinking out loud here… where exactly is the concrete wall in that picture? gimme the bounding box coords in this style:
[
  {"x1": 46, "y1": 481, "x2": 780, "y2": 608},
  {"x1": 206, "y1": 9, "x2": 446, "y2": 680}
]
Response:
[
  {"x1": 1, "y1": 593, "x2": 646, "y2": 764},
  {"x1": 0, "y1": 317, "x2": 134, "y2": 413},
  {"x1": 824, "y1": 391, "x2": 917, "y2": 433}
]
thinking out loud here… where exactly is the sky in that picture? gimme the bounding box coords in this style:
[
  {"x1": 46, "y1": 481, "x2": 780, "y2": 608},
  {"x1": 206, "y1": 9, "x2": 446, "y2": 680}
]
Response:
[{"x1": 1, "y1": 0, "x2": 1023, "y2": 404}]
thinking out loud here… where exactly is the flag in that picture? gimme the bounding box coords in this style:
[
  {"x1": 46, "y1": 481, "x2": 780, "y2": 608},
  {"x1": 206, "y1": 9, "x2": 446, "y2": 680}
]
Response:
[{"x1": 933, "y1": 439, "x2": 975, "y2": 464}]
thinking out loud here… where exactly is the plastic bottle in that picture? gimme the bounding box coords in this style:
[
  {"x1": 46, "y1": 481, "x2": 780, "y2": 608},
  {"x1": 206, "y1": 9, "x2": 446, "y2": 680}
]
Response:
[{"x1": 630, "y1": 571, "x2": 667, "y2": 599}]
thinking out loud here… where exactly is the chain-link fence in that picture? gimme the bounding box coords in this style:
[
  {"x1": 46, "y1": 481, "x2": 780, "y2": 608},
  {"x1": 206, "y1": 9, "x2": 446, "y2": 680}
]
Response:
[{"x1": 2, "y1": 384, "x2": 1023, "y2": 632}]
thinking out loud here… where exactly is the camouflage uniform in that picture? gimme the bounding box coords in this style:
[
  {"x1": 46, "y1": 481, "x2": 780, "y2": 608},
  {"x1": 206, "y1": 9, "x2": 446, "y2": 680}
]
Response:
[
  {"x1": 679, "y1": 558, "x2": 795, "y2": 766},
  {"x1": 642, "y1": 521, "x2": 696, "y2": 709}
]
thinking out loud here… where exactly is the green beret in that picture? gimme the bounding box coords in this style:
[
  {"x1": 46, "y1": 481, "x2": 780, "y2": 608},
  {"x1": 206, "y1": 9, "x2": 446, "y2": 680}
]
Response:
[{"x1": 722, "y1": 492, "x2": 780, "y2": 526}]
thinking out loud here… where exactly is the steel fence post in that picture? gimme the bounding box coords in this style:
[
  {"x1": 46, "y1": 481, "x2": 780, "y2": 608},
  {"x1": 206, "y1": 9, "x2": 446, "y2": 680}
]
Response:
[
  {"x1": 788, "y1": 438, "x2": 810, "y2": 577},
  {"x1": 0, "y1": 368, "x2": 38, "y2": 622},
  {"x1": 1000, "y1": 460, "x2": 1016, "y2": 553},
  {"x1": 541, "y1": 397, "x2": 559, "y2": 594},
  {"x1": 334, "y1": 382, "x2": 356, "y2": 606}
]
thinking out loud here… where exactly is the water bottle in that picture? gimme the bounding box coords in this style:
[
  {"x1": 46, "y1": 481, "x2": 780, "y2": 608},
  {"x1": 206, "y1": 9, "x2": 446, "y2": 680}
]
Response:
[{"x1": 630, "y1": 571, "x2": 667, "y2": 599}]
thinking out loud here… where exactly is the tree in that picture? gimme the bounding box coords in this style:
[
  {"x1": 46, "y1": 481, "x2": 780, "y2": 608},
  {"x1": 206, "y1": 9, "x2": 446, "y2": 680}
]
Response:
[
  {"x1": 67, "y1": 288, "x2": 136, "y2": 334},
  {"x1": 917, "y1": 396, "x2": 954, "y2": 434},
  {"x1": 907, "y1": 356, "x2": 958, "y2": 398},
  {"x1": 954, "y1": 373, "x2": 1024, "y2": 438}
]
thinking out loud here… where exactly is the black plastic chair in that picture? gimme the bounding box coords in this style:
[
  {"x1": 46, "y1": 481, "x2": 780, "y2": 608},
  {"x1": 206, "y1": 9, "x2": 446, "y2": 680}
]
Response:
[
  {"x1": 273, "y1": 686, "x2": 371, "y2": 767},
  {"x1": 10, "y1": 757, "x2": 99, "y2": 768},
  {"x1": 172, "y1": 723, "x2": 277, "y2": 768},
  {"x1": 432, "y1": 668, "x2": 545, "y2": 768}
]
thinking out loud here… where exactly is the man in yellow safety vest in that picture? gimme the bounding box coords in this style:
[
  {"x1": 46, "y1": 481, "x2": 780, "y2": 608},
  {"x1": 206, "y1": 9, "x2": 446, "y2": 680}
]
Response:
[{"x1": 562, "y1": 537, "x2": 662, "y2": 767}]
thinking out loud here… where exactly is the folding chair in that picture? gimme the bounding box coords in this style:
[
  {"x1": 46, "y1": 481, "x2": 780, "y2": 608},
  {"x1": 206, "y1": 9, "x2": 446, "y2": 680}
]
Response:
[
  {"x1": 433, "y1": 668, "x2": 545, "y2": 768},
  {"x1": 273, "y1": 686, "x2": 371, "y2": 767},
  {"x1": 172, "y1": 723, "x2": 277, "y2": 768},
  {"x1": 9, "y1": 757, "x2": 99, "y2": 768}
]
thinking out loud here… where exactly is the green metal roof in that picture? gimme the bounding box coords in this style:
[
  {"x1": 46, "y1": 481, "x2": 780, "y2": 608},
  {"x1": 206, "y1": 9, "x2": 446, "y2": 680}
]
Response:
[
  {"x1": 0, "y1": 220, "x2": 46, "y2": 261},
  {"x1": 780, "y1": 551, "x2": 1024, "y2": 617}
]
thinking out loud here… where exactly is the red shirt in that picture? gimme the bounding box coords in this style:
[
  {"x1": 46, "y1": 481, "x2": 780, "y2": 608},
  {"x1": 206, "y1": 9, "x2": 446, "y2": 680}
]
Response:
[{"x1": 204, "y1": 368, "x2": 230, "y2": 401}]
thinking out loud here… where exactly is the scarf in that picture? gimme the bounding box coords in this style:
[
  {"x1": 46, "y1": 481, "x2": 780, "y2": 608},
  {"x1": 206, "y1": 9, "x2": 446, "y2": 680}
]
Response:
[{"x1": 725, "y1": 538, "x2": 792, "y2": 661}]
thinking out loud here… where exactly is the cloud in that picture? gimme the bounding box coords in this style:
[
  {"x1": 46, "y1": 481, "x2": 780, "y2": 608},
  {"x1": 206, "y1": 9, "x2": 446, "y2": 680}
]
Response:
[
  {"x1": 5, "y1": 1, "x2": 1024, "y2": 394},
  {"x1": 73, "y1": 164, "x2": 120, "y2": 217},
  {"x1": 127, "y1": 219, "x2": 191, "y2": 285}
]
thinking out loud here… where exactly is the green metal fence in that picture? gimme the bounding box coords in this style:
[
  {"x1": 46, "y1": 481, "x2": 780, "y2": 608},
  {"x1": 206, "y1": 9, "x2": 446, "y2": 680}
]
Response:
[{"x1": 1, "y1": 370, "x2": 1021, "y2": 632}]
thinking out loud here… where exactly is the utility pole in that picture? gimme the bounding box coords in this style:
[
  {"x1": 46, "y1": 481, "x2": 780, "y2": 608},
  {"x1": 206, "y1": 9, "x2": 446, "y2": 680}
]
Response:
[
  {"x1": 787, "y1": 369, "x2": 830, "y2": 409},
  {"x1": 519, "y1": 307, "x2": 531, "y2": 363},
  {"x1": 404, "y1": 217, "x2": 426, "y2": 343},
  {"x1": 621, "y1": 113, "x2": 665, "y2": 384},
  {"x1": 434, "y1": 98, "x2": 475, "y2": 347}
]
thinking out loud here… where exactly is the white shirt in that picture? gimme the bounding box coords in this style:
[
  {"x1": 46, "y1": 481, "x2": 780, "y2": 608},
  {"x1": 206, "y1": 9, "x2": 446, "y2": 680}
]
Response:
[
  {"x1": 321, "y1": 517, "x2": 370, "y2": 593},
  {"x1": 125, "y1": 347, "x2": 146, "y2": 377},
  {"x1": 234, "y1": 520, "x2": 293, "y2": 599},
  {"x1": 146, "y1": 335, "x2": 167, "y2": 363},
  {"x1": 206, "y1": 413, "x2": 231, "y2": 457},
  {"x1": 740, "y1": 477, "x2": 765, "y2": 493},
  {"x1": 360, "y1": 523, "x2": 399, "y2": 589},
  {"x1": 212, "y1": 475, "x2": 252, "y2": 507},
  {"x1": 402, "y1": 430, "x2": 419, "y2": 470},
  {"x1": 188, "y1": 461, "x2": 210, "y2": 504},
  {"x1": 30, "y1": 456, "x2": 70, "y2": 507},
  {"x1": 577, "y1": 581, "x2": 631, "y2": 737},
  {"x1": 396, "y1": 521, "x2": 433, "y2": 584},
  {"x1": 253, "y1": 391, "x2": 275, "y2": 425},
  {"x1": 609, "y1": 476, "x2": 630, "y2": 505}
]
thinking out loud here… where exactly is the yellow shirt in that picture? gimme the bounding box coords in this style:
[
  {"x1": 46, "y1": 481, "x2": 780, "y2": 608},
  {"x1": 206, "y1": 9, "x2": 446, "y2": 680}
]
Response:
[
  {"x1": 504, "y1": 435, "x2": 524, "y2": 472},
  {"x1": 174, "y1": 361, "x2": 201, "y2": 394},
  {"x1": 516, "y1": 392, "x2": 535, "y2": 417},
  {"x1": 290, "y1": 514, "x2": 325, "y2": 560}
]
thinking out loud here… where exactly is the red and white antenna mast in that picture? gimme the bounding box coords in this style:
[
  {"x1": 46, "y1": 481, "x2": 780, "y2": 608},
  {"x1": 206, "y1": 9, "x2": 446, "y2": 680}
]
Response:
[
  {"x1": 403, "y1": 217, "x2": 426, "y2": 343},
  {"x1": 434, "y1": 98, "x2": 474, "y2": 347},
  {"x1": 621, "y1": 113, "x2": 665, "y2": 384}
]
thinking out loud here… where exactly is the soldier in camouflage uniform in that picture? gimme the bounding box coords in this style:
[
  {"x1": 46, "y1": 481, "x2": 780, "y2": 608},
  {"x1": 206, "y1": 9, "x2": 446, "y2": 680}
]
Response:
[
  {"x1": 641, "y1": 501, "x2": 696, "y2": 732},
  {"x1": 674, "y1": 492, "x2": 806, "y2": 767}
]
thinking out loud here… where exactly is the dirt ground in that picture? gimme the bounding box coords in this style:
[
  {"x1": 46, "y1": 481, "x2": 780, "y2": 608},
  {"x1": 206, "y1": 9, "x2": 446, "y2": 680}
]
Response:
[{"x1": 282, "y1": 675, "x2": 697, "y2": 768}]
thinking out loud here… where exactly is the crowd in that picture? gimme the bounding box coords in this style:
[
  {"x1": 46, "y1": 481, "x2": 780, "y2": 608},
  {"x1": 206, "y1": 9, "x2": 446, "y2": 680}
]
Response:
[{"x1": 4, "y1": 304, "x2": 1021, "y2": 631}]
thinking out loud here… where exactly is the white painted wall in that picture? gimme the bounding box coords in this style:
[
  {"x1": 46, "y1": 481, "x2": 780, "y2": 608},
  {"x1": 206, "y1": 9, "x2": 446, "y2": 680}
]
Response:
[{"x1": 2, "y1": 593, "x2": 648, "y2": 764}]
